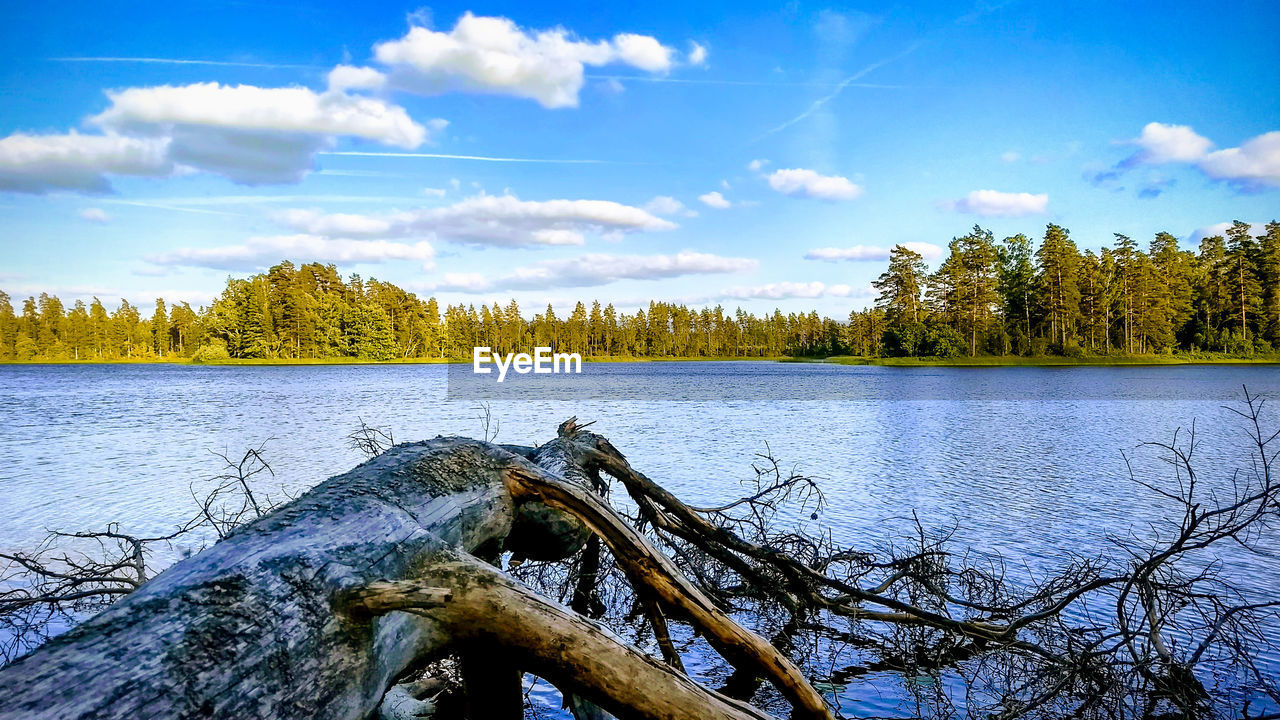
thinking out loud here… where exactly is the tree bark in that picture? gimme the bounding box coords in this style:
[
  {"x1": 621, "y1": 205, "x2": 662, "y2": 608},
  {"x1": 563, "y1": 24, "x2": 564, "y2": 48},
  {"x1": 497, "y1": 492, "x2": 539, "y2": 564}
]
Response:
[
  {"x1": 0, "y1": 425, "x2": 832, "y2": 720},
  {"x1": 0, "y1": 438, "x2": 518, "y2": 720}
]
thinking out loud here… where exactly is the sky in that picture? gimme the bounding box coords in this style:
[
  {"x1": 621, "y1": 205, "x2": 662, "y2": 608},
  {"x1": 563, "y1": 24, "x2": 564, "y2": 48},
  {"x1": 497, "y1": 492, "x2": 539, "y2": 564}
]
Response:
[{"x1": 1, "y1": 0, "x2": 1278, "y2": 317}]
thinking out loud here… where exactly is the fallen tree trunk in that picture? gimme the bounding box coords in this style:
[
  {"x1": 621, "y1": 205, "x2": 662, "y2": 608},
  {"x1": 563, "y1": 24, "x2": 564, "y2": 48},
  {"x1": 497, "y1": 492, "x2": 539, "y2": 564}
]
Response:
[
  {"x1": 0, "y1": 425, "x2": 833, "y2": 720},
  {"x1": 0, "y1": 438, "x2": 518, "y2": 720}
]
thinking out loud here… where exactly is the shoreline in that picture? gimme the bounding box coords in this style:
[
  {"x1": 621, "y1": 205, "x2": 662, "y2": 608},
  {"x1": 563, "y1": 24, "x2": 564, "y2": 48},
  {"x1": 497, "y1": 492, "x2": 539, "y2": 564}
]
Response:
[
  {"x1": 2, "y1": 354, "x2": 1278, "y2": 367},
  {"x1": 813, "y1": 355, "x2": 1280, "y2": 367}
]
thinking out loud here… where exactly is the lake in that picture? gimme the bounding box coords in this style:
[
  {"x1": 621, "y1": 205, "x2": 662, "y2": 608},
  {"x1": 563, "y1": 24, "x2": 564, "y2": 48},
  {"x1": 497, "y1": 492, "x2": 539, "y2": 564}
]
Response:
[{"x1": 1, "y1": 361, "x2": 1277, "y2": 715}]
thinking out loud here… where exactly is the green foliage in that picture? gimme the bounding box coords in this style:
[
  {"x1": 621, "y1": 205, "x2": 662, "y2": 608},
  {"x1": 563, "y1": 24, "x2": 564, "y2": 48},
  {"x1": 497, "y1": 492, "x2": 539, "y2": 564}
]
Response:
[
  {"x1": 191, "y1": 342, "x2": 232, "y2": 364},
  {"x1": 5, "y1": 218, "x2": 1280, "y2": 363}
]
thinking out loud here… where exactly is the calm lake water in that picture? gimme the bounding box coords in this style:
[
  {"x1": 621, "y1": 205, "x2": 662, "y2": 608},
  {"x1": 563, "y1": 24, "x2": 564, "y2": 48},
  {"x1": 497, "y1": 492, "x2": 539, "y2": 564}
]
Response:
[{"x1": 1, "y1": 362, "x2": 1277, "y2": 714}]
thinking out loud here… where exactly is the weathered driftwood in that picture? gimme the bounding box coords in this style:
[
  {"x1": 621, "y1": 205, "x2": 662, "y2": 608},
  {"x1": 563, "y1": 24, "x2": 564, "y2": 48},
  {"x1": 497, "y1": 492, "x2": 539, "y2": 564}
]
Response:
[
  {"x1": 0, "y1": 438, "x2": 517, "y2": 720},
  {"x1": 0, "y1": 424, "x2": 833, "y2": 720}
]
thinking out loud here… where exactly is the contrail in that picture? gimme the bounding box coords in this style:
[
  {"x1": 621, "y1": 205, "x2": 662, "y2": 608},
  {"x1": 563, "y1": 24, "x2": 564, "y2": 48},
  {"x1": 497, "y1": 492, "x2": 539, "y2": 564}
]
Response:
[
  {"x1": 49, "y1": 57, "x2": 322, "y2": 70},
  {"x1": 588, "y1": 74, "x2": 906, "y2": 89},
  {"x1": 753, "y1": 43, "x2": 920, "y2": 141},
  {"x1": 102, "y1": 200, "x2": 245, "y2": 216},
  {"x1": 320, "y1": 151, "x2": 620, "y2": 164}
]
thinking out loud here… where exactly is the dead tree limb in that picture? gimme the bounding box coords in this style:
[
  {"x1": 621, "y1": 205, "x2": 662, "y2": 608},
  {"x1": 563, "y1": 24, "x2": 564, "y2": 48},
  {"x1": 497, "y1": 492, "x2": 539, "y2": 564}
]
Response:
[{"x1": 0, "y1": 428, "x2": 828, "y2": 720}]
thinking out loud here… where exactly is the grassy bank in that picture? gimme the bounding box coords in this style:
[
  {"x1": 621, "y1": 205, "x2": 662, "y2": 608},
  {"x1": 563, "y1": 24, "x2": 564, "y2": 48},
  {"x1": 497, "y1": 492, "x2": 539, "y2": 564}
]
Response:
[
  {"x1": 4, "y1": 354, "x2": 1278, "y2": 367},
  {"x1": 816, "y1": 354, "x2": 1280, "y2": 367},
  {"x1": 0, "y1": 355, "x2": 781, "y2": 366}
]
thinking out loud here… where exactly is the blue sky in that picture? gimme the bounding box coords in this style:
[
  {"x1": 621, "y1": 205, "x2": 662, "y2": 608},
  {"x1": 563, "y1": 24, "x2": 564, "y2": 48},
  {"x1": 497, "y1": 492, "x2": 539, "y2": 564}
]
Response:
[{"x1": 1, "y1": 0, "x2": 1278, "y2": 316}]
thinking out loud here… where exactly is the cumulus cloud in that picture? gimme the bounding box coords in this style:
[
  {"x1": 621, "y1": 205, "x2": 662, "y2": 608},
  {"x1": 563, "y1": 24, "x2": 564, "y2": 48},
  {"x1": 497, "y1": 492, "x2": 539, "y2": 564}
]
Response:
[
  {"x1": 1199, "y1": 131, "x2": 1280, "y2": 188},
  {"x1": 434, "y1": 250, "x2": 756, "y2": 291},
  {"x1": 1108, "y1": 123, "x2": 1280, "y2": 191},
  {"x1": 698, "y1": 191, "x2": 731, "y2": 209},
  {"x1": 766, "y1": 168, "x2": 862, "y2": 200},
  {"x1": 0, "y1": 282, "x2": 219, "y2": 307},
  {"x1": 612, "y1": 34, "x2": 674, "y2": 72},
  {"x1": 79, "y1": 207, "x2": 110, "y2": 223},
  {"x1": 372, "y1": 12, "x2": 676, "y2": 108},
  {"x1": 1187, "y1": 221, "x2": 1266, "y2": 244},
  {"x1": 688, "y1": 42, "x2": 708, "y2": 66},
  {"x1": 805, "y1": 242, "x2": 945, "y2": 262},
  {"x1": 718, "y1": 281, "x2": 873, "y2": 300},
  {"x1": 0, "y1": 82, "x2": 438, "y2": 193},
  {"x1": 91, "y1": 82, "x2": 433, "y2": 185},
  {"x1": 1125, "y1": 122, "x2": 1213, "y2": 166},
  {"x1": 644, "y1": 195, "x2": 692, "y2": 216},
  {"x1": 146, "y1": 234, "x2": 436, "y2": 272},
  {"x1": 747, "y1": 158, "x2": 768, "y2": 172},
  {"x1": 0, "y1": 132, "x2": 171, "y2": 194},
  {"x1": 942, "y1": 189, "x2": 1048, "y2": 217},
  {"x1": 276, "y1": 193, "x2": 676, "y2": 247},
  {"x1": 327, "y1": 65, "x2": 388, "y2": 91},
  {"x1": 93, "y1": 83, "x2": 428, "y2": 147}
]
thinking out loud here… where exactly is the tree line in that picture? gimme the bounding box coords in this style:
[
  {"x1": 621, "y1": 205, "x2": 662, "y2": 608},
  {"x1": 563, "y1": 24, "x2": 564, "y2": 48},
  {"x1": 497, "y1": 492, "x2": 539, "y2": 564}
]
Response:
[
  {"x1": 858, "y1": 219, "x2": 1279, "y2": 357},
  {"x1": 0, "y1": 261, "x2": 840, "y2": 361},
  {"x1": 1, "y1": 219, "x2": 1277, "y2": 362}
]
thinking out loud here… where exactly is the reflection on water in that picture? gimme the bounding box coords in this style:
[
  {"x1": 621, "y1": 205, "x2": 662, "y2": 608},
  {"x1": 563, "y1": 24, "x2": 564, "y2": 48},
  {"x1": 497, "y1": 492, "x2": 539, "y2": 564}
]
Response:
[{"x1": 1, "y1": 362, "x2": 1277, "y2": 713}]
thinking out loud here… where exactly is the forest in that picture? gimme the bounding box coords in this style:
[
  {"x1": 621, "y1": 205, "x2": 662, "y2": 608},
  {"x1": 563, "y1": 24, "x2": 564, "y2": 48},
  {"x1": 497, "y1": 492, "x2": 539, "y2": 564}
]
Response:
[{"x1": 1, "y1": 219, "x2": 1277, "y2": 362}]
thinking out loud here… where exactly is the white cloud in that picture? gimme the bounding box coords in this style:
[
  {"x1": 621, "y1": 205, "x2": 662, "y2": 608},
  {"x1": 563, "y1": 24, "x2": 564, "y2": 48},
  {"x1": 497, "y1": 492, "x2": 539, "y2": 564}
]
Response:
[
  {"x1": 688, "y1": 42, "x2": 708, "y2": 66},
  {"x1": 327, "y1": 65, "x2": 387, "y2": 91},
  {"x1": 1126, "y1": 122, "x2": 1213, "y2": 165},
  {"x1": 1199, "y1": 131, "x2": 1280, "y2": 188},
  {"x1": 612, "y1": 34, "x2": 673, "y2": 72},
  {"x1": 146, "y1": 234, "x2": 436, "y2": 272},
  {"x1": 805, "y1": 242, "x2": 945, "y2": 262},
  {"x1": 747, "y1": 158, "x2": 768, "y2": 172},
  {"x1": 721, "y1": 281, "x2": 825, "y2": 299},
  {"x1": 1187, "y1": 221, "x2": 1266, "y2": 243},
  {"x1": 644, "y1": 195, "x2": 687, "y2": 215},
  {"x1": 0, "y1": 132, "x2": 171, "y2": 194},
  {"x1": 93, "y1": 83, "x2": 428, "y2": 148},
  {"x1": 79, "y1": 208, "x2": 110, "y2": 223},
  {"x1": 273, "y1": 209, "x2": 394, "y2": 236},
  {"x1": 0, "y1": 82, "x2": 437, "y2": 193},
  {"x1": 718, "y1": 281, "x2": 873, "y2": 300},
  {"x1": 0, "y1": 283, "x2": 219, "y2": 308},
  {"x1": 1000, "y1": 151, "x2": 1020, "y2": 163},
  {"x1": 437, "y1": 272, "x2": 490, "y2": 292},
  {"x1": 276, "y1": 193, "x2": 676, "y2": 247},
  {"x1": 766, "y1": 168, "x2": 862, "y2": 200},
  {"x1": 434, "y1": 250, "x2": 756, "y2": 291},
  {"x1": 372, "y1": 12, "x2": 675, "y2": 108},
  {"x1": 88, "y1": 82, "x2": 433, "y2": 185},
  {"x1": 698, "y1": 191, "x2": 731, "y2": 209},
  {"x1": 943, "y1": 189, "x2": 1048, "y2": 217},
  {"x1": 1113, "y1": 123, "x2": 1280, "y2": 189}
]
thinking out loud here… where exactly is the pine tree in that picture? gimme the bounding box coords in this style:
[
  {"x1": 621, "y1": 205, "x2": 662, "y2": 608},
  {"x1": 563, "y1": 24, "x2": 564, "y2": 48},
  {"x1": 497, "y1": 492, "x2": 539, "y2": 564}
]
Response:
[
  {"x1": 151, "y1": 299, "x2": 169, "y2": 357},
  {"x1": 1035, "y1": 224, "x2": 1082, "y2": 351},
  {"x1": 1259, "y1": 221, "x2": 1280, "y2": 345},
  {"x1": 1149, "y1": 232, "x2": 1193, "y2": 350},
  {"x1": 0, "y1": 292, "x2": 16, "y2": 360},
  {"x1": 1078, "y1": 251, "x2": 1107, "y2": 351},
  {"x1": 1112, "y1": 234, "x2": 1140, "y2": 353},
  {"x1": 997, "y1": 234, "x2": 1035, "y2": 354},
  {"x1": 874, "y1": 245, "x2": 928, "y2": 325},
  {"x1": 89, "y1": 298, "x2": 109, "y2": 358},
  {"x1": 1193, "y1": 235, "x2": 1229, "y2": 349},
  {"x1": 37, "y1": 293, "x2": 66, "y2": 357},
  {"x1": 954, "y1": 225, "x2": 999, "y2": 356},
  {"x1": 1225, "y1": 220, "x2": 1263, "y2": 346},
  {"x1": 346, "y1": 301, "x2": 398, "y2": 360}
]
